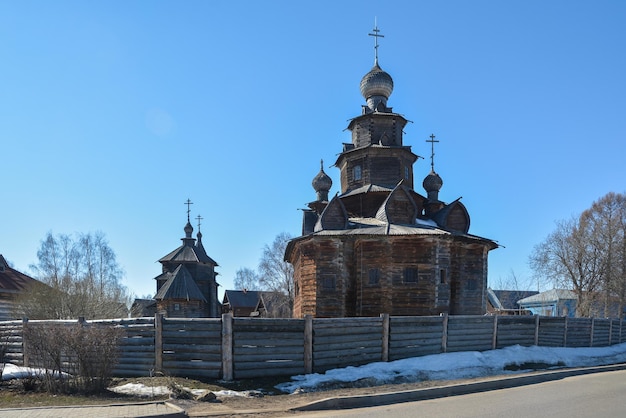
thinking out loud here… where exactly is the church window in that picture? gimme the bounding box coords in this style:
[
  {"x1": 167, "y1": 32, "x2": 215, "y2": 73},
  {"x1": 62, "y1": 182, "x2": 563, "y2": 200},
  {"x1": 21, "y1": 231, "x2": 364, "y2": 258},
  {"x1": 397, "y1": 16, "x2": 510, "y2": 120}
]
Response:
[
  {"x1": 321, "y1": 275, "x2": 336, "y2": 290},
  {"x1": 368, "y1": 268, "x2": 380, "y2": 285},
  {"x1": 404, "y1": 166, "x2": 410, "y2": 180},
  {"x1": 466, "y1": 279, "x2": 477, "y2": 291},
  {"x1": 174, "y1": 303, "x2": 180, "y2": 311},
  {"x1": 403, "y1": 267, "x2": 418, "y2": 283},
  {"x1": 353, "y1": 165, "x2": 362, "y2": 181},
  {"x1": 440, "y1": 269, "x2": 447, "y2": 284}
]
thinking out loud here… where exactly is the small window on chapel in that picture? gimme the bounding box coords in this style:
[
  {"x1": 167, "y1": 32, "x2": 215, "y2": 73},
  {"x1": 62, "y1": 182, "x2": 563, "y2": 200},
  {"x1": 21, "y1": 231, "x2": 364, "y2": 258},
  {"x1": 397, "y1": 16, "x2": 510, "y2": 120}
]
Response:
[
  {"x1": 403, "y1": 267, "x2": 418, "y2": 283},
  {"x1": 404, "y1": 166, "x2": 410, "y2": 180},
  {"x1": 174, "y1": 303, "x2": 181, "y2": 311},
  {"x1": 353, "y1": 165, "x2": 362, "y2": 181},
  {"x1": 440, "y1": 269, "x2": 447, "y2": 285},
  {"x1": 368, "y1": 268, "x2": 380, "y2": 285},
  {"x1": 321, "y1": 276, "x2": 336, "y2": 290}
]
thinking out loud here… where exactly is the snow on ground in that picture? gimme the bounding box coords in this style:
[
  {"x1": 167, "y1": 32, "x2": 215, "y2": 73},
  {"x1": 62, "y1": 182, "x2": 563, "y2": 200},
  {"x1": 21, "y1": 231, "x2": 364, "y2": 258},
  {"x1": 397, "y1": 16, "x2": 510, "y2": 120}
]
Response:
[
  {"x1": 4, "y1": 343, "x2": 626, "y2": 397},
  {"x1": 274, "y1": 342, "x2": 626, "y2": 393}
]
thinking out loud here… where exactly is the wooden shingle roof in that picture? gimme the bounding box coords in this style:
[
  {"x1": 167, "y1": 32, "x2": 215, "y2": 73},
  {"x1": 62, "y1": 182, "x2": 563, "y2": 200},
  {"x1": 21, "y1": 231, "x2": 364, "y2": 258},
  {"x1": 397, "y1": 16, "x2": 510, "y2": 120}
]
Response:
[
  {"x1": 154, "y1": 265, "x2": 206, "y2": 302},
  {"x1": 0, "y1": 255, "x2": 41, "y2": 294}
]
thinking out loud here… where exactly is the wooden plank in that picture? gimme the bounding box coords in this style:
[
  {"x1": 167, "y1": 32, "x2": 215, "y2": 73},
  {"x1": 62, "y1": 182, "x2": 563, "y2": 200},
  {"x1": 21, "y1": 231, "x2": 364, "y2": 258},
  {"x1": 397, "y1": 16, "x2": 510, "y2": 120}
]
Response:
[
  {"x1": 162, "y1": 343, "x2": 220, "y2": 353},
  {"x1": 234, "y1": 366, "x2": 304, "y2": 379},
  {"x1": 313, "y1": 346, "x2": 381, "y2": 361},
  {"x1": 314, "y1": 326, "x2": 384, "y2": 337},
  {"x1": 304, "y1": 315, "x2": 313, "y2": 374},
  {"x1": 314, "y1": 333, "x2": 382, "y2": 345},
  {"x1": 381, "y1": 313, "x2": 389, "y2": 363},
  {"x1": 154, "y1": 314, "x2": 163, "y2": 373},
  {"x1": 222, "y1": 313, "x2": 233, "y2": 381},
  {"x1": 390, "y1": 331, "x2": 444, "y2": 342},
  {"x1": 233, "y1": 337, "x2": 304, "y2": 348}
]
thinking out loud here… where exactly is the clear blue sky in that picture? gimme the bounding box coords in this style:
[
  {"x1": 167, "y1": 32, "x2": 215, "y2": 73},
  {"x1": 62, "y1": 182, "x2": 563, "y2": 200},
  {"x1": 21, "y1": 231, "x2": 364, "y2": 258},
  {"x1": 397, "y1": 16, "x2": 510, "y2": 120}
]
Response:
[{"x1": 1, "y1": 1, "x2": 625, "y2": 299}]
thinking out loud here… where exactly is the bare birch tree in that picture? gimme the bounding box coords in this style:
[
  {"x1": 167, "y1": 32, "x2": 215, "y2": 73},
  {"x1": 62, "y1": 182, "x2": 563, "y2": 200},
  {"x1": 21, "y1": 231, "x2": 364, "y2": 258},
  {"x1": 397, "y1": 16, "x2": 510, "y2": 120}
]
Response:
[
  {"x1": 258, "y1": 232, "x2": 294, "y2": 316},
  {"x1": 16, "y1": 231, "x2": 131, "y2": 319},
  {"x1": 233, "y1": 267, "x2": 261, "y2": 291}
]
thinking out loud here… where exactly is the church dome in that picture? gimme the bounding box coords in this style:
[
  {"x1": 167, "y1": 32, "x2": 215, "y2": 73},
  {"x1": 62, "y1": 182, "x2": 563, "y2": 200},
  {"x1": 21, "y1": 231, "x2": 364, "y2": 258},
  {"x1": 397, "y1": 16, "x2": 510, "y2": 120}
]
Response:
[
  {"x1": 184, "y1": 221, "x2": 193, "y2": 238},
  {"x1": 360, "y1": 63, "x2": 394, "y2": 111},
  {"x1": 423, "y1": 170, "x2": 443, "y2": 201},
  {"x1": 312, "y1": 160, "x2": 332, "y2": 201}
]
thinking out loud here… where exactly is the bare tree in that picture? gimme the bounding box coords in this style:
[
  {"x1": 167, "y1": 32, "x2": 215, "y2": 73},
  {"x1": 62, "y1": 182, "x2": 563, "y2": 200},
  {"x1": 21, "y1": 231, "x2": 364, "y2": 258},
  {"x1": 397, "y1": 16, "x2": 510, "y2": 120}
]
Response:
[
  {"x1": 580, "y1": 192, "x2": 626, "y2": 317},
  {"x1": 233, "y1": 267, "x2": 261, "y2": 291},
  {"x1": 529, "y1": 192, "x2": 626, "y2": 318},
  {"x1": 258, "y1": 232, "x2": 294, "y2": 316},
  {"x1": 17, "y1": 231, "x2": 131, "y2": 319}
]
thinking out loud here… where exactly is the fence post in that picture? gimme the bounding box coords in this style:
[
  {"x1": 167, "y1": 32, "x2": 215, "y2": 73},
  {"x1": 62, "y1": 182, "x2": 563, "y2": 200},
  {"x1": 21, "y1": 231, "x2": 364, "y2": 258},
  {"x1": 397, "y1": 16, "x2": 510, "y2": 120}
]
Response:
[
  {"x1": 492, "y1": 315, "x2": 498, "y2": 350},
  {"x1": 221, "y1": 313, "x2": 233, "y2": 381},
  {"x1": 154, "y1": 313, "x2": 163, "y2": 374},
  {"x1": 22, "y1": 317, "x2": 29, "y2": 367},
  {"x1": 534, "y1": 315, "x2": 540, "y2": 346},
  {"x1": 304, "y1": 315, "x2": 313, "y2": 374},
  {"x1": 380, "y1": 313, "x2": 389, "y2": 362},
  {"x1": 563, "y1": 316, "x2": 568, "y2": 347},
  {"x1": 441, "y1": 313, "x2": 448, "y2": 353}
]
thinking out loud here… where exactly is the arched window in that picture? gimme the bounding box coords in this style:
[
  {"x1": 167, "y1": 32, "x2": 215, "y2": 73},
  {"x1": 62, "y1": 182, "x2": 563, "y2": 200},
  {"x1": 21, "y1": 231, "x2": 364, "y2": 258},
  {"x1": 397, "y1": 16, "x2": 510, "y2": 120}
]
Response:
[{"x1": 353, "y1": 165, "x2": 362, "y2": 181}]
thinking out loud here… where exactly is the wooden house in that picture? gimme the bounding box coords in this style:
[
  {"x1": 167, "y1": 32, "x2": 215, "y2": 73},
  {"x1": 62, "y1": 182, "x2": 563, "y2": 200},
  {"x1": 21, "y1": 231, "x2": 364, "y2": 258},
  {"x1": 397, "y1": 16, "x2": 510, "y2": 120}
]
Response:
[
  {"x1": 222, "y1": 290, "x2": 262, "y2": 317},
  {"x1": 0, "y1": 254, "x2": 46, "y2": 320},
  {"x1": 517, "y1": 289, "x2": 577, "y2": 317},
  {"x1": 152, "y1": 217, "x2": 220, "y2": 318},
  {"x1": 285, "y1": 30, "x2": 498, "y2": 318},
  {"x1": 222, "y1": 290, "x2": 292, "y2": 318},
  {"x1": 486, "y1": 288, "x2": 538, "y2": 315}
]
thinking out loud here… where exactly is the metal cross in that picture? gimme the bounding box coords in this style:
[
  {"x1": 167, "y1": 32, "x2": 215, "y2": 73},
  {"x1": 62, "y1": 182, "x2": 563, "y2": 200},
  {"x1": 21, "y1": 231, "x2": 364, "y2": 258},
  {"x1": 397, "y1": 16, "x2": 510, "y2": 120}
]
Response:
[
  {"x1": 426, "y1": 134, "x2": 439, "y2": 171},
  {"x1": 196, "y1": 214, "x2": 203, "y2": 231},
  {"x1": 184, "y1": 199, "x2": 193, "y2": 222},
  {"x1": 368, "y1": 20, "x2": 384, "y2": 64}
]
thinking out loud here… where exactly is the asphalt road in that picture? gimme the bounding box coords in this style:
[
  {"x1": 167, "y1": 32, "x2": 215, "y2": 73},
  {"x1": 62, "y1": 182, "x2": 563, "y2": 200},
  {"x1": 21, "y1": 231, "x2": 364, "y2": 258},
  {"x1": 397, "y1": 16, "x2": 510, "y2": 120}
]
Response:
[{"x1": 293, "y1": 369, "x2": 626, "y2": 418}]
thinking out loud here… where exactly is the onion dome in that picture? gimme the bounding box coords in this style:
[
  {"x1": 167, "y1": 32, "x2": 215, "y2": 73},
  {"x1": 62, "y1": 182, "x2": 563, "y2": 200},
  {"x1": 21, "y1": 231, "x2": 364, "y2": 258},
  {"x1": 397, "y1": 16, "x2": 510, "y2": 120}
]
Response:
[
  {"x1": 423, "y1": 170, "x2": 443, "y2": 201},
  {"x1": 184, "y1": 221, "x2": 193, "y2": 238},
  {"x1": 312, "y1": 159, "x2": 332, "y2": 202},
  {"x1": 360, "y1": 62, "x2": 394, "y2": 111}
]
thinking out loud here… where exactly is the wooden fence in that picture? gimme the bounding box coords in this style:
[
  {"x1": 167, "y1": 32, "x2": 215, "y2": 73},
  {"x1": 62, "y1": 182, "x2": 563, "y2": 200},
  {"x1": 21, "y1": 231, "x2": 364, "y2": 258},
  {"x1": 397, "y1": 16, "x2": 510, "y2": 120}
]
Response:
[{"x1": 0, "y1": 314, "x2": 624, "y2": 380}]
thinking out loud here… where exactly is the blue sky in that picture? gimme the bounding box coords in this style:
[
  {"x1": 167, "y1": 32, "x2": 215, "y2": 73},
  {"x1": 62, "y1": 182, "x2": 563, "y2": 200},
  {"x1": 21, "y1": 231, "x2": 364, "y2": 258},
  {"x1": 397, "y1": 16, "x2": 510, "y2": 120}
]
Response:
[{"x1": 1, "y1": 1, "x2": 625, "y2": 299}]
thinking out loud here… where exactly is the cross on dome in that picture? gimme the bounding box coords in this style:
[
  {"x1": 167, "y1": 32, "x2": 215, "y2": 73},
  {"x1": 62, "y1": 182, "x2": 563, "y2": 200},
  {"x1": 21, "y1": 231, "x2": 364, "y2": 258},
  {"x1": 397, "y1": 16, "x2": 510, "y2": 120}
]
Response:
[
  {"x1": 368, "y1": 20, "x2": 384, "y2": 65},
  {"x1": 426, "y1": 134, "x2": 440, "y2": 172}
]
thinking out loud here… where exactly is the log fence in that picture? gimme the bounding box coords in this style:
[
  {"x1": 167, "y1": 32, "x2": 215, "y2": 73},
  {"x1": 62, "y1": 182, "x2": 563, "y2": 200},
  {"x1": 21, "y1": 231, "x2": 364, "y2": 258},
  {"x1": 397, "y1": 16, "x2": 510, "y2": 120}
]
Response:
[{"x1": 0, "y1": 314, "x2": 624, "y2": 380}]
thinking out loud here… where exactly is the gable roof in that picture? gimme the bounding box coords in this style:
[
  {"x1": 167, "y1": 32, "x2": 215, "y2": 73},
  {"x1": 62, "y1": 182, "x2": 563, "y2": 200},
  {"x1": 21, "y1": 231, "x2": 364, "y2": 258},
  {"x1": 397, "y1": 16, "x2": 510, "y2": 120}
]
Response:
[
  {"x1": 154, "y1": 264, "x2": 206, "y2": 301},
  {"x1": 488, "y1": 288, "x2": 540, "y2": 310},
  {"x1": 222, "y1": 290, "x2": 260, "y2": 309},
  {"x1": 517, "y1": 289, "x2": 577, "y2": 305},
  {"x1": 0, "y1": 254, "x2": 43, "y2": 294},
  {"x1": 375, "y1": 182, "x2": 417, "y2": 225}
]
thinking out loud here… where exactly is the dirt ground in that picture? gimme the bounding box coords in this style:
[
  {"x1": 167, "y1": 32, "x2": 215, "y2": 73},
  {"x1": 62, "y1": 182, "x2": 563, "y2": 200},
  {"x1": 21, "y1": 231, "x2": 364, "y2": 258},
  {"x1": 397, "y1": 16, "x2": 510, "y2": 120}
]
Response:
[
  {"x1": 0, "y1": 372, "x2": 518, "y2": 417},
  {"x1": 168, "y1": 375, "x2": 507, "y2": 417}
]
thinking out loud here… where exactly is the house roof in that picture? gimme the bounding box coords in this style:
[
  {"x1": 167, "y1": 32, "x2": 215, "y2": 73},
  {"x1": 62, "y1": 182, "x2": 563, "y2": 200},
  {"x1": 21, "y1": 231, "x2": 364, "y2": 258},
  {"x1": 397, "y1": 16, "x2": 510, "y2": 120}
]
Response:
[
  {"x1": 517, "y1": 289, "x2": 577, "y2": 305},
  {"x1": 223, "y1": 290, "x2": 260, "y2": 309},
  {"x1": 154, "y1": 264, "x2": 206, "y2": 302},
  {"x1": 488, "y1": 288, "x2": 540, "y2": 310},
  {"x1": 0, "y1": 254, "x2": 42, "y2": 294}
]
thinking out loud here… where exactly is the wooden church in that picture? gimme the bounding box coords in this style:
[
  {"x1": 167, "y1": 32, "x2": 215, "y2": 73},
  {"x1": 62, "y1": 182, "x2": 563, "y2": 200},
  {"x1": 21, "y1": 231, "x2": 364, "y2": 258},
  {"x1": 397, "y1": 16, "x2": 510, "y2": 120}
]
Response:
[
  {"x1": 152, "y1": 204, "x2": 221, "y2": 318},
  {"x1": 285, "y1": 28, "x2": 498, "y2": 318}
]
